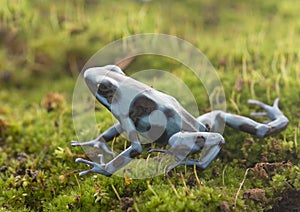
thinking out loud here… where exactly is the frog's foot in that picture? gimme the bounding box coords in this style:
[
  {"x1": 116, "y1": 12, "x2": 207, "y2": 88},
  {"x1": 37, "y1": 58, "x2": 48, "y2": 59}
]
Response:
[
  {"x1": 75, "y1": 158, "x2": 112, "y2": 177},
  {"x1": 71, "y1": 140, "x2": 115, "y2": 157},
  {"x1": 248, "y1": 98, "x2": 283, "y2": 119}
]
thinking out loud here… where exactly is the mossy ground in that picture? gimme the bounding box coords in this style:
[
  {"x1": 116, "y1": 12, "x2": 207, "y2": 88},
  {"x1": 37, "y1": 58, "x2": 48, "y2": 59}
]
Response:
[{"x1": 0, "y1": 0, "x2": 299, "y2": 211}]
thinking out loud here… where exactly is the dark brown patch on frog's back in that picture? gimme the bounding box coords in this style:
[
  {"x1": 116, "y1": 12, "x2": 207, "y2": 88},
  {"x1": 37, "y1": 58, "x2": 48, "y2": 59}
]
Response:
[
  {"x1": 163, "y1": 108, "x2": 175, "y2": 118},
  {"x1": 129, "y1": 95, "x2": 157, "y2": 126}
]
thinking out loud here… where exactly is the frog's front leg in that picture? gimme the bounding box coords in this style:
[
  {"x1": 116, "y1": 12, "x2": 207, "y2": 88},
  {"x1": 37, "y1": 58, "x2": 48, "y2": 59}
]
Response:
[
  {"x1": 75, "y1": 143, "x2": 141, "y2": 176},
  {"x1": 75, "y1": 119, "x2": 142, "y2": 177},
  {"x1": 71, "y1": 123, "x2": 123, "y2": 156},
  {"x1": 149, "y1": 132, "x2": 225, "y2": 172}
]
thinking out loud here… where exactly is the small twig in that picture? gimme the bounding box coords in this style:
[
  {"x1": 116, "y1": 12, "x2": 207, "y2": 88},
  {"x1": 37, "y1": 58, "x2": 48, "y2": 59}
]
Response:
[
  {"x1": 111, "y1": 184, "x2": 121, "y2": 201},
  {"x1": 230, "y1": 98, "x2": 241, "y2": 114},
  {"x1": 133, "y1": 202, "x2": 140, "y2": 212},
  {"x1": 66, "y1": 147, "x2": 88, "y2": 159},
  {"x1": 193, "y1": 164, "x2": 202, "y2": 189},
  {"x1": 146, "y1": 153, "x2": 151, "y2": 167},
  {"x1": 147, "y1": 181, "x2": 159, "y2": 198},
  {"x1": 233, "y1": 160, "x2": 293, "y2": 206},
  {"x1": 74, "y1": 175, "x2": 82, "y2": 201},
  {"x1": 167, "y1": 178, "x2": 180, "y2": 199},
  {"x1": 222, "y1": 164, "x2": 228, "y2": 186},
  {"x1": 180, "y1": 172, "x2": 190, "y2": 196},
  {"x1": 233, "y1": 168, "x2": 251, "y2": 208},
  {"x1": 124, "y1": 140, "x2": 127, "y2": 151},
  {"x1": 111, "y1": 136, "x2": 117, "y2": 153},
  {"x1": 294, "y1": 126, "x2": 298, "y2": 154}
]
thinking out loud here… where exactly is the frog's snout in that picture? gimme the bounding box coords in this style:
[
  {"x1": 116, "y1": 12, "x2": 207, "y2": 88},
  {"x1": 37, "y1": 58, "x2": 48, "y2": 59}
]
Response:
[
  {"x1": 84, "y1": 68, "x2": 100, "y2": 94},
  {"x1": 84, "y1": 68, "x2": 97, "y2": 82}
]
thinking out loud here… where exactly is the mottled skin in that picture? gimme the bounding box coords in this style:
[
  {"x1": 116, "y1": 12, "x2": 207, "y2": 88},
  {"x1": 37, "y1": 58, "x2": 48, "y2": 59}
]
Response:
[{"x1": 72, "y1": 65, "x2": 289, "y2": 177}]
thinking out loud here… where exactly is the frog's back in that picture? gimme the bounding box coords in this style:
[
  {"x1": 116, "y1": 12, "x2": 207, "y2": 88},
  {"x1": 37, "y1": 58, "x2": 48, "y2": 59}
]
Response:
[
  {"x1": 127, "y1": 90, "x2": 206, "y2": 145},
  {"x1": 104, "y1": 72, "x2": 207, "y2": 144}
]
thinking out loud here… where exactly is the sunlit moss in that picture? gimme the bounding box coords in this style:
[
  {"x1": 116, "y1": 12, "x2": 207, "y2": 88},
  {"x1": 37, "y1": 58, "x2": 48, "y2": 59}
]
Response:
[{"x1": 0, "y1": 0, "x2": 299, "y2": 211}]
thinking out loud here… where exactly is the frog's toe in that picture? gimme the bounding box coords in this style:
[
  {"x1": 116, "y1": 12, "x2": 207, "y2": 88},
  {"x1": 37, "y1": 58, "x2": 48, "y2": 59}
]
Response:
[
  {"x1": 248, "y1": 98, "x2": 283, "y2": 120},
  {"x1": 273, "y1": 98, "x2": 280, "y2": 106},
  {"x1": 75, "y1": 158, "x2": 94, "y2": 176},
  {"x1": 248, "y1": 98, "x2": 279, "y2": 110},
  {"x1": 75, "y1": 158, "x2": 111, "y2": 176},
  {"x1": 71, "y1": 140, "x2": 81, "y2": 146},
  {"x1": 78, "y1": 169, "x2": 92, "y2": 177},
  {"x1": 75, "y1": 158, "x2": 94, "y2": 166},
  {"x1": 247, "y1": 99, "x2": 261, "y2": 104},
  {"x1": 71, "y1": 140, "x2": 98, "y2": 147},
  {"x1": 248, "y1": 98, "x2": 267, "y2": 109},
  {"x1": 71, "y1": 140, "x2": 115, "y2": 157}
]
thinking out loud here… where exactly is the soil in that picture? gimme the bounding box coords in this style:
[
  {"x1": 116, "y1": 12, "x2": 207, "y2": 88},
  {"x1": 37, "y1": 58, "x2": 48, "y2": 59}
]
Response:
[{"x1": 269, "y1": 190, "x2": 300, "y2": 212}]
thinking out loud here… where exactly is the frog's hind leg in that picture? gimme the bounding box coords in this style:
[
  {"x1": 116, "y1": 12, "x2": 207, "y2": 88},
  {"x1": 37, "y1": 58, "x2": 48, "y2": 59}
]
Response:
[
  {"x1": 199, "y1": 98, "x2": 288, "y2": 137},
  {"x1": 197, "y1": 110, "x2": 226, "y2": 134},
  {"x1": 149, "y1": 132, "x2": 225, "y2": 173},
  {"x1": 225, "y1": 98, "x2": 288, "y2": 137}
]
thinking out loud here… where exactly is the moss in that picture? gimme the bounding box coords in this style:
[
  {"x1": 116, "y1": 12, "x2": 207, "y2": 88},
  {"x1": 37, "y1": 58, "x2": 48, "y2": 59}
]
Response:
[{"x1": 0, "y1": 0, "x2": 299, "y2": 211}]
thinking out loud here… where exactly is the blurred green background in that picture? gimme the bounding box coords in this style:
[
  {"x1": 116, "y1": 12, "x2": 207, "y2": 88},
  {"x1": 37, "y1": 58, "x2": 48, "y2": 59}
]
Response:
[{"x1": 0, "y1": 0, "x2": 299, "y2": 211}]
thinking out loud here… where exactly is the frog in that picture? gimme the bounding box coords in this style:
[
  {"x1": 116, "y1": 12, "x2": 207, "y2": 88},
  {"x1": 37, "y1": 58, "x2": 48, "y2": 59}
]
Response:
[{"x1": 71, "y1": 65, "x2": 289, "y2": 177}]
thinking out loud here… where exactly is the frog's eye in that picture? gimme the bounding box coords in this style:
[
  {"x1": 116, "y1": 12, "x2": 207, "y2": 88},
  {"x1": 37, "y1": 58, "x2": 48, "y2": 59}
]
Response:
[
  {"x1": 96, "y1": 78, "x2": 120, "y2": 102},
  {"x1": 98, "y1": 81, "x2": 112, "y2": 90}
]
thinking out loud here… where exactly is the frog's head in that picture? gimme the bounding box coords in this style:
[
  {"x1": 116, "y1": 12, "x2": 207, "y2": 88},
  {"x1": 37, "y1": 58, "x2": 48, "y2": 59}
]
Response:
[
  {"x1": 84, "y1": 65, "x2": 125, "y2": 109},
  {"x1": 84, "y1": 65, "x2": 124, "y2": 88}
]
